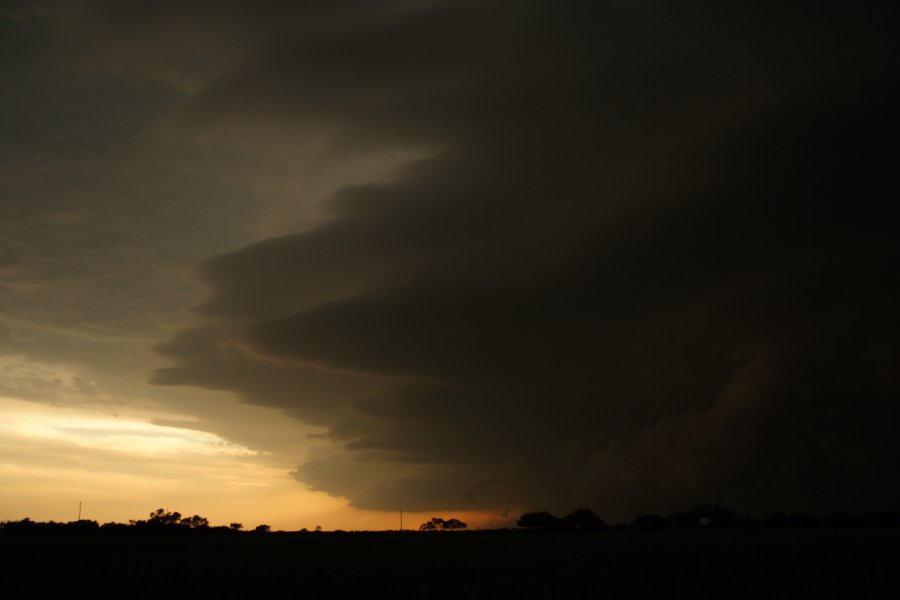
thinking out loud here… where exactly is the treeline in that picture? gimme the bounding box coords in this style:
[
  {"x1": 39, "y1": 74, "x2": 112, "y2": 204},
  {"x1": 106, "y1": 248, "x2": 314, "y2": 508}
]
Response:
[
  {"x1": 516, "y1": 504, "x2": 900, "y2": 532},
  {"x1": 4, "y1": 505, "x2": 900, "y2": 535},
  {"x1": 0, "y1": 508, "x2": 272, "y2": 534}
]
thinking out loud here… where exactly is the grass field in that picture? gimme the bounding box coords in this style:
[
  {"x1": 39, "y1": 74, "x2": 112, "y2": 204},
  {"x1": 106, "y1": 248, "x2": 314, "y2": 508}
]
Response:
[{"x1": 3, "y1": 528, "x2": 898, "y2": 598}]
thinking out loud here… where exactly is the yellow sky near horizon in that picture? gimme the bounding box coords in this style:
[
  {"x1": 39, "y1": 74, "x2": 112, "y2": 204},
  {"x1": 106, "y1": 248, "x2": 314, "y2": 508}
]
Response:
[{"x1": 0, "y1": 395, "x2": 503, "y2": 531}]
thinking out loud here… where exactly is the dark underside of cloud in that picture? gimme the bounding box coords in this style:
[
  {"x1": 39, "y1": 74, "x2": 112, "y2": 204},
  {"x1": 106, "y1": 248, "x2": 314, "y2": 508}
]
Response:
[{"x1": 154, "y1": 1, "x2": 900, "y2": 519}]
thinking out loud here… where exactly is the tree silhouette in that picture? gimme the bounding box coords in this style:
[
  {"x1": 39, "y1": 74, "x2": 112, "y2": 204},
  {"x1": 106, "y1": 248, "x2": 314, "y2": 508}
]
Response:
[
  {"x1": 517, "y1": 511, "x2": 563, "y2": 530},
  {"x1": 181, "y1": 515, "x2": 210, "y2": 529},
  {"x1": 144, "y1": 508, "x2": 182, "y2": 528},
  {"x1": 443, "y1": 518, "x2": 467, "y2": 530},
  {"x1": 147, "y1": 508, "x2": 181, "y2": 527},
  {"x1": 419, "y1": 517, "x2": 467, "y2": 531},
  {"x1": 563, "y1": 508, "x2": 605, "y2": 532},
  {"x1": 127, "y1": 508, "x2": 213, "y2": 531}
]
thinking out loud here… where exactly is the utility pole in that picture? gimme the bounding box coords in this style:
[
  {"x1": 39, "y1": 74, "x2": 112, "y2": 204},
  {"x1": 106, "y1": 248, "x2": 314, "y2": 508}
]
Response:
[
  {"x1": 400, "y1": 509, "x2": 403, "y2": 532},
  {"x1": 78, "y1": 501, "x2": 82, "y2": 521}
]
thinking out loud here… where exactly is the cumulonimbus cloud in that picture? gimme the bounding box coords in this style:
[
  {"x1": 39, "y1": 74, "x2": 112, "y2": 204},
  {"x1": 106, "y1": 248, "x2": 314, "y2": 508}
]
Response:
[{"x1": 154, "y1": 1, "x2": 900, "y2": 519}]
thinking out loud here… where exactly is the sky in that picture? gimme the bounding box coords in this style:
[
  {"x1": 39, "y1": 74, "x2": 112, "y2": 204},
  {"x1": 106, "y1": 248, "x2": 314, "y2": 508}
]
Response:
[{"x1": 1, "y1": 1, "x2": 899, "y2": 529}]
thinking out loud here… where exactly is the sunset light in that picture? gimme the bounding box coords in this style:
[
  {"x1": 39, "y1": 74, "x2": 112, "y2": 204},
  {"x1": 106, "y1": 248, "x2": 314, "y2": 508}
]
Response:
[{"x1": 1, "y1": 0, "x2": 897, "y2": 544}]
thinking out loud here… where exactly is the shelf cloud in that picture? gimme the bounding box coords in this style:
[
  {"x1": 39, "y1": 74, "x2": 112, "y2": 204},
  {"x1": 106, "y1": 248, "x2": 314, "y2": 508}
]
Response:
[{"x1": 146, "y1": 2, "x2": 900, "y2": 519}]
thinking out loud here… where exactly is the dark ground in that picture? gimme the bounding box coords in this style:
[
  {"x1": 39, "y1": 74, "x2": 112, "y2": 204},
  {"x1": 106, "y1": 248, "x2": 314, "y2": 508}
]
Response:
[{"x1": 2, "y1": 528, "x2": 898, "y2": 598}]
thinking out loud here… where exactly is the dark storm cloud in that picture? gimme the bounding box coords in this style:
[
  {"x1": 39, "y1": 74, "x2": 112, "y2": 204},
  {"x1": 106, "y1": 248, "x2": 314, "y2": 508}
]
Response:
[
  {"x1": 0, "y1": 238, "x2": 22, "y2": 275},
  {"x1": 0, "y1": 3, "x2": 288, "y2": 379},
  {"x1": 49, "y1": 0, "x2": 422, "y2": 93},
  {"x1": 156, "y1": 2, "x2": 900, "y2": 518}
]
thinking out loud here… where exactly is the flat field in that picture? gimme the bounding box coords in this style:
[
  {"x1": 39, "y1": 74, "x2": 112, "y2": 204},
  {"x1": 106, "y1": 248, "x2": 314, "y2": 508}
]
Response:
[{"x1": 2, "y1": 528, "x2": 898, "y2": 598}]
